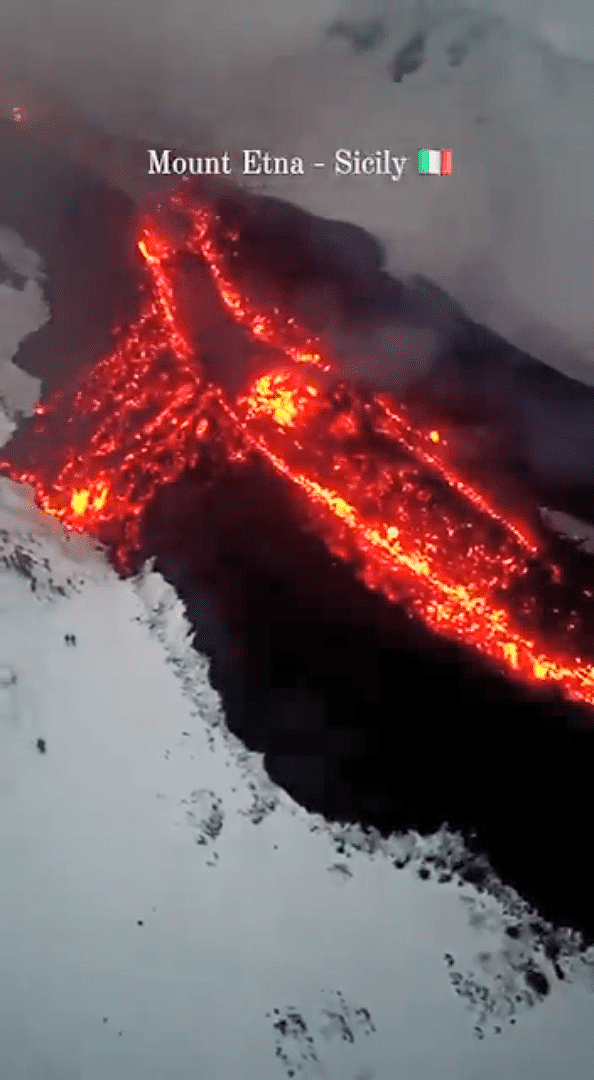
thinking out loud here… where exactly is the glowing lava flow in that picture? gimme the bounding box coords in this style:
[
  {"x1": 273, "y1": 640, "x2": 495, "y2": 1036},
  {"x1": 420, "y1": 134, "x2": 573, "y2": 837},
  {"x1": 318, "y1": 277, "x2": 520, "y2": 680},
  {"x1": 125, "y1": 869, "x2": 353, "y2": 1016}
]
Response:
[
  {"x1": 174, "y1": 193, "x2": 594, "y2": 707},
  {"x1": 239, "y1": 370, "x2": 320, "y2": 427},
  {"x1": 181, "y1": 198, "x2": 540, "y2": 557},
  {"x1": 176, "y1": 196, "x2": 332, "y2": 373},
  {"x1": 2, "y1": 187, "x2": 594, "y2": 710},
  {"x1": 1, "y1": 219, "x2": 224, "y2": 564},
  {"x1": 257, "y1": 446, "x2": 594, "y2": 697}
]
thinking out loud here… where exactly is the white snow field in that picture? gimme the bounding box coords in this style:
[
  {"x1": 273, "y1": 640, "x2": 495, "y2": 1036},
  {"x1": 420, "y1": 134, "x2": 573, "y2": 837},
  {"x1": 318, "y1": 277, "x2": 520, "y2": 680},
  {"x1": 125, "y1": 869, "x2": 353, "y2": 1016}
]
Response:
[
  {"x1": 2, "y1": 474, "x2": 594, "y2": 1080},
  {"x1": 0, "y1": 226, "x2": 46, "y2": 432},
  {"x1": 0, "y1": 216, "x2": 594, "y2": 1079}
]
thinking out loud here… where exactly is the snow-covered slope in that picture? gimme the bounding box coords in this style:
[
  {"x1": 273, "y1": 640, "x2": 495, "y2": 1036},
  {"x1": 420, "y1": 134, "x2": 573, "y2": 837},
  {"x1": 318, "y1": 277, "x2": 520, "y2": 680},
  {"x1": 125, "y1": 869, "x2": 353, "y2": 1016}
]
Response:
[
  {"x1": 212, "y1": 3, "x2": 594, "y2": 387},
  {"x1": 2, "y1": 474, "x2": 594, "y2": 1080},
  {"x1": 0, "y1": 226, "x2": 47, "y2": 428},
  {"x1": 540, "y1": 507, "x2": 594, "y2": 554}
]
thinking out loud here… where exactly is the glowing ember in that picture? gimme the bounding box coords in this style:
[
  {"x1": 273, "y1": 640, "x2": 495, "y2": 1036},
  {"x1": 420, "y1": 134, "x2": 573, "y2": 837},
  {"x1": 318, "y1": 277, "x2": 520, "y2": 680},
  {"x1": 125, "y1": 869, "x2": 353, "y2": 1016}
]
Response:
[
  {"x1": 239, "y1": 370, "x2": 320, "y2": 427},
  {"x1": 70, "y1": 486, "x2": 108, "y2": 515},
  {"x1": 2, "y1": 184, "x2": 594, "y2": 712},
  {"x1": 177, "y1": 198, "x2": 332, "y2": 373}
]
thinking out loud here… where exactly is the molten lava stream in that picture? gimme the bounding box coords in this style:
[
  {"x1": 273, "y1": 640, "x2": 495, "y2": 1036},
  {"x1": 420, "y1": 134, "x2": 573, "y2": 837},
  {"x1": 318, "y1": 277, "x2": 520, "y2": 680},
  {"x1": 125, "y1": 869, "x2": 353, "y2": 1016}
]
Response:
[
  {"x1": 175, "y1": 193, "x2": 594, "y2": 708},
  {"x1": 231, "y1": 389, "x2": 594, "y2": 709},
  {"x1": 179, "y1": 194, "x2": 540, "y2": 557},
  {"x1": 0, "y1": 218, "x2": 227, "y2": 566},
  {"x1": 1, "y1": 197, "x2": 594, "y2": 712}
]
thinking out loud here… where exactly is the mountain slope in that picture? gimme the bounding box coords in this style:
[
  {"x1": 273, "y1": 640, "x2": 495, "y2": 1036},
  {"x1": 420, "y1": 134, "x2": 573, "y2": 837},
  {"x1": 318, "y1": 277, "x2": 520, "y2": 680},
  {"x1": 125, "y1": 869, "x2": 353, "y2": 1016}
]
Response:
[
  {"x1": 2, "y1": 473, "x2": 594, "y2": 1080},
  {"x1": 1, "y1": 142, "x2": 594, "y2": 1080}
]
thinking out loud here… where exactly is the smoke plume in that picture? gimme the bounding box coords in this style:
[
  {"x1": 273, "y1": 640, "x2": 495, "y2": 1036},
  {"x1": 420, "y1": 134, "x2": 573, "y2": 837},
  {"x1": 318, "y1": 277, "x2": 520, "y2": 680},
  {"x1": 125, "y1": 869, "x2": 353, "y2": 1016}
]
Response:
[
  {"x1": 1, "y1": 0, "x2": 594, "y2": 459},
  {"x1": 0, "y1": 2, "x2": 591, "y2": 390}
]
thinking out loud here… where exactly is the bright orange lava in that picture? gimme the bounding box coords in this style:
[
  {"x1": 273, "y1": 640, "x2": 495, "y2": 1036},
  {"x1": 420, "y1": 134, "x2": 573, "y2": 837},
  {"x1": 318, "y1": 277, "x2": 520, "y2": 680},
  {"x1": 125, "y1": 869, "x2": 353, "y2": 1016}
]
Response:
[
  {"x1": 70, "y1": 485, "x2": 109, "y2": 516},
  {"x1": 238, "y1": 370, "x2": 320, "y2": 428},
  {"x1": 2, "y1": 186, "x2": 594, "y2": 711}
]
